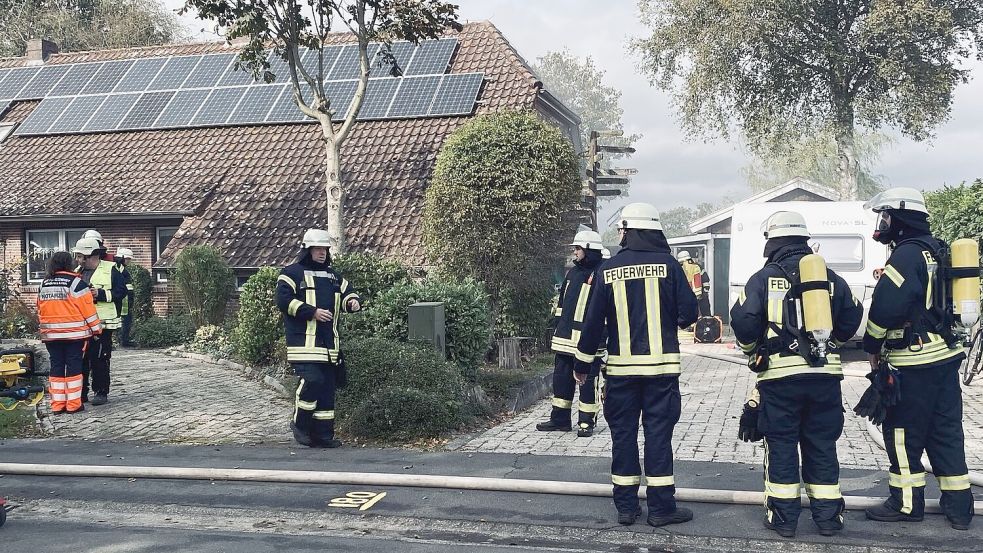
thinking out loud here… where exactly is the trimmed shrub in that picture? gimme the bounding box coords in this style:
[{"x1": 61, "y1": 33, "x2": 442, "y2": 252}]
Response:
[
  {"x1": 128, "y1": 263, "x2": 154, "y2": 321},
  {"x1": 134, "y1": 314, "x2": 195, "y2": 348},
  {"x1": 925, "y1": 179, "x2": 983, "y2": 244},
  {"x1": 173, "y1": 245, "x2": 234, "y2": 327},
  {"x1": 232, "y1": 267, "x2": 283, "y2": 366},
  {"x1": 0, "y1": 299, "x2": 38, "y2": 339},
  {"x1": 496, "y1": 281, "x2": 556, "y2": 343},
  {"x1": 338, "y1": 337, "x2": 463, "y2": 440},
  {"x1": 332, "y1": 252, "x2": 410, "y2": 303},
  {"x1": 363, "y1": 278, "x2": 491, "y2": 380}
]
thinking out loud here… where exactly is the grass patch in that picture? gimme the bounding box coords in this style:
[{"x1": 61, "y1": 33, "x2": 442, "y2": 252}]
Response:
[
  {"x1": 476, "y1": 352, "x2": 553, "y2": 408},
  {"x1": 0, "y1": 408, "x2": 37, "y2": 438}
]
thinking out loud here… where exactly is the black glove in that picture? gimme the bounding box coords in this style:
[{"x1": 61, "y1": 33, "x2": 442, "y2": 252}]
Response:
[
  {"x1": 335, "y1": 352, "x2": 348, "y2": 390},
  {"x1": 853, "y1": 383, "x2": 886, "y2": 424},
  {"x1": 738, "y1": 399, "x2": 763, "y2": 442},
  {"x1": 878, "y1": 365, "x2": 901, "y2": 407},
  {"x1": 853, "y1": 365, "x2": 900, "y2": 424},
  {"x1": 748, "y1": 351, "x2": 768, "y2": 373}
]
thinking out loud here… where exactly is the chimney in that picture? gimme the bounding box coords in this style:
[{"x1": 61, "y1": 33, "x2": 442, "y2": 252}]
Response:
[{"x1": 26, "y1": 38, "x2": 59, "y2": 64}]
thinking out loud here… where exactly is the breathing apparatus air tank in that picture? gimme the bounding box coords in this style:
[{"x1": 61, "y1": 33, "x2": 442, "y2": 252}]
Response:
[
  {"x1": 951, "y1": 238, "x2": 980, "y2": 331},
  {"x1": 799, "y1": 254, "x2": 833, "y2": 359}
]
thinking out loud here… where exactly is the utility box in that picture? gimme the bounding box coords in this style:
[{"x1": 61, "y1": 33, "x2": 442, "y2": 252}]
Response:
[{"x1": 408, "y1": 302, "x2": 446, "y2": 359}]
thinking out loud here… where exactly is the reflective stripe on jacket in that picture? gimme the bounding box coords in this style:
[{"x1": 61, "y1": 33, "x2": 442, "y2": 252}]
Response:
[
  {"x1": 276, "y1": 263, "x2": 360, "y2": 364},
  {"x1": 730, "y1": 245, "x2": 863, "y2": 382},
  {"x1": 37, "y1": 271, "x2": 102, "y2": 341},
  {"x1": 862, "y1": 236, "x2": 965, "y2": 368},
  {"x1": 575, "y1": 248, "x2": 699, "y2": 377},
  {"x1": 86, "y1": 260, "x2": 126, "y2": 330},
  {"x1": 552, "y1": 263, "x2": 605, "y2": 358}
]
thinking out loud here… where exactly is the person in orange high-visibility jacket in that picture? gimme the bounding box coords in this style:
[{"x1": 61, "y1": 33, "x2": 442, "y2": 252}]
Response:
[{"x1": 37, "y1": 251, "x2": 102, "y2": 414}]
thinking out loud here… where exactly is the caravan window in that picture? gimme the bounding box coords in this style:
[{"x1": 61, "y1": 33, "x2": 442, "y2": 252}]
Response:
[{"x1": 808, "y1": 234, "x2": 864, "y2": 272}]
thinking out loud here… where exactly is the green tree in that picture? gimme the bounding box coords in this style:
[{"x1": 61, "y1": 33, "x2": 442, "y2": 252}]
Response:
[
  {"x1": 532, "y1": 49, "x2": 641, "y2": 199},
  {"x1": 659, "y1": 201, "x2": 723, "y2": 238},
  {"x1": 0, "y1": 0, "x2": 186, "y2": 57},
  {"x1": 423, "y1": 109, "x2": 581, "y2": 322},
  {"x1": 183, "y1": 0, "x2": 460, "y2": 252},
  {"x1": 925, "y1": 179, "x2": 983, "y2": 245},
  {"x1": 633, "y1": 0, "x2": 983, "y2": 201},
  {"x1": 743, "y1": 131, "x2": 889, "y2": 199}
]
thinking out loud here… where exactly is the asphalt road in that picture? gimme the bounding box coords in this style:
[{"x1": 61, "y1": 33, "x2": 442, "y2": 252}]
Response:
[{"x1": 2, "y1": 439, "x2": 982, "y2": 552}]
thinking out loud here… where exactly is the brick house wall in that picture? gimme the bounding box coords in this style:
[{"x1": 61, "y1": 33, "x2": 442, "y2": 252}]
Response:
[{"x1": 0, "y1": 217, "x2": 184, "y2": 315}]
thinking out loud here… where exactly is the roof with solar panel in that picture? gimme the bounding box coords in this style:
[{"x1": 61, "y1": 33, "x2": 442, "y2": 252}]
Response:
[{"x1": 0, "y1": 21, "x2": 581, "y2": 267}]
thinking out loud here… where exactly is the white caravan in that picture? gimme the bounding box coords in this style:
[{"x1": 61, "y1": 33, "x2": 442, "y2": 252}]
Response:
[{"x1": 729, "y1": 201, "x2": 888, "y2": 340}]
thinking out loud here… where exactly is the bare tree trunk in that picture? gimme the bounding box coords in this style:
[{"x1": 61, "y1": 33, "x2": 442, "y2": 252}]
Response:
[
  {"x1": 319, "y1": 117, "x2": 345, "y2": 252},
  {"x1": 835, "y1": 121, "x2": 859, "y2": 201}
]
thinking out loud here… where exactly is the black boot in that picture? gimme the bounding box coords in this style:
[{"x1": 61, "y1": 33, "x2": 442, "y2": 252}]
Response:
[
  {"x1": 290, "y1": 422, "x2": 315, "y2": 447},
  {"x1": 576, "y1": 423, "x2": 594, "y2": 437},
  {"x1": 617, "y1": 508, "x2": 642, "y2": 525},
  {"x1": 763, "y1": 515, "x2": 796, "y2": 538},
  {"x1": 865, "y1": 502, "x2": 923, "y2": 523},
  {"x1": 536, "y1": 420, "x2": 571, "y2": 431},
  {"x1": 648, "y1": 507, "x2": 693, "y2": 527}
]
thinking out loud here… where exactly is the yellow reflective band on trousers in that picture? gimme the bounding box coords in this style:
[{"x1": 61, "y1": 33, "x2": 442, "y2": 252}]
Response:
[
  {"x1": 611, "y1": 474, "x2": 641, "y2": 486},
  {"x1": 765, "y1": 481, "x2": 800, "y2": 500},
  {"x1": 579, "y1": 400, "x2": 600, "y2": 413},
  {"x1": 884, "y1": 335, "x2": 963, "y2": 367},
  {"x1": 313, "y1": 410, "x2": 335, "y2": 420},
  {"x1": 888, "y1": 472, "x2": 927, "y2": 488},
  {"x1": 894, "y1": 428, "x2": 915, "y2": 514},
  {"x1": 551, "y1": 397, "x2": 573, "y2": 409},
  {"x1": 938, "y1": 474, "x2": 971, "y2": 491},
  {"x1": 804, "y1": 483, "x2": 842, "y2": 500},
  {"x1": 756, "y1": 354, "x2": 842, "y2": 382},
  {"x1": 644, "y1": 475, "x2": 674, "y2": 487}
]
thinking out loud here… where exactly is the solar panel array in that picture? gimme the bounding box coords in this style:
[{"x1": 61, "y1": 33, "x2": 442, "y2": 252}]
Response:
[{"x1": 2, "y1": 38, "x2": 485, "y2": 137}]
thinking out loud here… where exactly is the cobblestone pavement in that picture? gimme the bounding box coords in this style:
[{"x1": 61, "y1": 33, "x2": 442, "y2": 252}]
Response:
[
  {"x1": 451, "y1": 344, "x2": 983, "y2": 472},
  {"x1": 46, "y1": 349, "x2": 293, "y2": 444}
]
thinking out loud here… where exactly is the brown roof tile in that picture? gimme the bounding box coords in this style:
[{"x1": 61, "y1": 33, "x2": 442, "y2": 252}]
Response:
[{"x1": 0, "y1": 22, "x2": 552, "y2": 268}]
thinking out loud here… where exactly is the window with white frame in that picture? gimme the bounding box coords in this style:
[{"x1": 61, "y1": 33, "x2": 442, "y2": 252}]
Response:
[
  {"x1": 155, "y1": 226, "x2": 178, "y2": 282},
  {"x1": 0, "y1": 123, "x2": 15, "y2": 144},
  {"x1": 25, "y1": 229, "x2": 86, "y2": 282}
]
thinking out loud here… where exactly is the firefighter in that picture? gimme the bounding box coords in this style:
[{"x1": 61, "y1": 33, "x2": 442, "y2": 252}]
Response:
[
  {"x1": 536, "y1": 230, "x2": 605, "y2": 437},
  {"x1": 114, "y1": 247, "x2": 136, "y2": 347},
  {"x1": 677, "y1": 250, "x2": 711, "y2": 316},
  {"x1": 730, "y1": 211, "x2": 863, "y2": 538},
  {"x1": 73, "y1": 237, "x2": 126, "y2": 406},
  {"x1": 574, "y1": 203, "x2": 699, "y2": 527},
  {"x1": 275, "y1": 229, "x2": 361, "y2": 448},
  {"x1": 37, "y1": 251, "x2": 102, "y2": 414},
  {"x1": 861, "y1": 187, "x2": 973, "y2": 530}
]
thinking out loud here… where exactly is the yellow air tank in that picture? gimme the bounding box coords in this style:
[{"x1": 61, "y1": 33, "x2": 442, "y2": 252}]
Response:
[
  {"x1": 799, "y1": 254, "x2": 833, "y2": 344},
  {"x1": 951, "y1": 238, "x2": 980, "y2": 329}
]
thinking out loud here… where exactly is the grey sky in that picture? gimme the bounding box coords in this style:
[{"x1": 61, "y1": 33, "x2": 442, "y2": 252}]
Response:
[{"x1": 165, "y1": 0, "x2": 983, "y2": 226}]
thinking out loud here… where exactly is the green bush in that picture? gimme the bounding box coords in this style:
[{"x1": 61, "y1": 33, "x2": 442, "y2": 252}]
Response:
[
  {"x1": 0, "y1": 299, "x2": 38, "y2": 339},
  {"x1": 925, "y1": 179, "x2": 983, "y2": 244},
  {"x1": 332, "y1": 252, "x2": 410, "y2": 303},
  {"x1": 496, "y1": 281, "x2": 556, "y2": 343},
  {"x1": 173, "y1": 245, "x2": 234, "y2": 328},
  {"x1": 338, "y1": 337, "x2": 464, "y2": 440},
  {"x1": 134, "y1": 314, "x2": 195, "y2": 348},
  {"x1": 188, "y1": 324, "x2": 235, "y2": 358},
  {"x1": 128, "y1": 263, "x2": 154, "y2": 321},
  {"x1": 232, "y1": 267, "x2": 283, "y2": 365},
  {"x1": 363, "y1": 278, "x2": 491, "y2": 380}
]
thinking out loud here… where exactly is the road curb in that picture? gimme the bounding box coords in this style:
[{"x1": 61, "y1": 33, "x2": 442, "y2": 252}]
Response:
[
  {"x1": 167, "y1": 349, "x2": 292, "y2": 399},
  {"x1": 507, "y1": 371, "x2": 552, "y2": 414}
]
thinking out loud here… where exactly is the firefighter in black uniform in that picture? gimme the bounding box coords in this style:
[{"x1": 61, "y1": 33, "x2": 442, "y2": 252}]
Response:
[
  {"x1": 537, "y1": 230, "x2": 605, "y2": 437},
  {"x1": 276, "y1": 228, "x2": 361, "y2": 448},
  {"x1": 731, "y1": 211, "x2": 863, "y2": 538},
  {"x1": 860, "y1": 188, "x2": 973, "y2": 530},
  {"x1": 574, "y1": 202, "x2": 698, "y2": 527}
]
